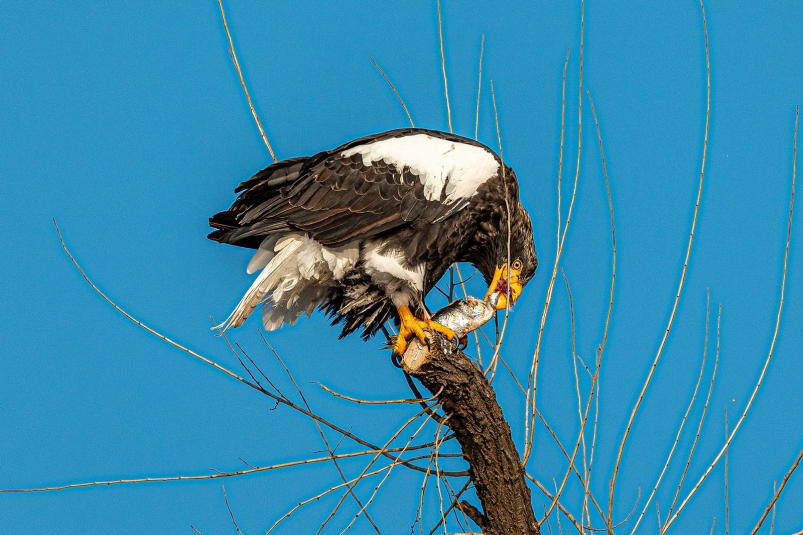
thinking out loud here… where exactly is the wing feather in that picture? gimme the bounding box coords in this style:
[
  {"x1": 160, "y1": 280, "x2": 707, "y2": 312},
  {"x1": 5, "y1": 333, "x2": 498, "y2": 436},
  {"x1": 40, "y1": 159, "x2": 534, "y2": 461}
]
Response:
[{"x1": 209, "y1": 128, "x2": 500, "y2": 248}]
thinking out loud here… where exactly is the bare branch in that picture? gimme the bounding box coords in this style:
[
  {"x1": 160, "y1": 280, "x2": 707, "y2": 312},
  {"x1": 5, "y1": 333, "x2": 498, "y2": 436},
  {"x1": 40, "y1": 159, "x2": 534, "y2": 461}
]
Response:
[
  {"x1": 426, "y1": 480, "x2": 472, "y2": 535},
  {"x1": 665, "y1": 300, "x2": 721, "y2": 526},
  {"x1": 663, "y1": 100, "x2": 797, "y2": 535},
  {"x1": 475, "y1": 34, "x2": 485, "y2": 140},
  {"x1": 724, "y1": 406, "x2": 730, "y2": 535},
  {"x1": 0, "y1": 449, "x2": 453, "y2": 494},
  {"x1": 222, "y1": 483, "x2": 245, "y2": 535},
  {"x1": 317, "y1": 382, "x2": 442, "y2": 405},
  {"x1": 586, "y1": 93, "x2": 617, "y2": 494},
  {"x1": 630, "y1": 291, "x2": 712, "y2": 534},
  {"x1": 332, "y1": 410, "x2": 441, "y2": 534},
  {"x1": 405, "y1": 373, "x2": 446, "y2": 424},
  {"x1": 523, "y1": 37, "x2": 580, "y2": 466},
  {"x1": 436, "y1": 0, "x2": 451, "y2": 133},
  {"x1": 750, "y1": 440, "x2": 803, "y2": 534},
  {"x1": 770, "y1": 480, "x2": 777, "y2": 535},
  {"x1": 484, "y1": 79, "x2": 513, "y2": 382},
  {"x1": 434, "y1": 417, "x2": 451, "y2": 534},
  {"x1": 369, "y1": 56, "x2": 414, "y2": 128},
  {"x1": 443, "y1": 477, "x2": 471, "y2": 531},
  {"x1": 526, "y1": 473, "x2": 583, "y2": 533},
  {"x1": 52, "y1": 221, "x2": 465, "y2": 478},
  {"x1": 265, "y1": 464, "x2": 395, "y2": 534},
  {"x1": 541, "y1": 341, "x2": 599, "y2": 523},
  {"x1": 608, "y1": 0, "x2": 710, "y2": 524},
  {"x1": 268, "y1": 339, "x2": 382, "y2": 534},
  {"x1": 216, "y1": 0, "x2": 276, "y2": 162}
]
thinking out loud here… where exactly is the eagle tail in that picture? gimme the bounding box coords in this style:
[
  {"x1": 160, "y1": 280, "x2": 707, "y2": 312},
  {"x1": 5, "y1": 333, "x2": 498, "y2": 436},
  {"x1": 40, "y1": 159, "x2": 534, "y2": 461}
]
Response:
[
  {"x1": 215, "y1": 233, "x2": 358, "y2": 332},
  {"x1": 213, "y1": 234, "x2": 306, "y2": 331}
]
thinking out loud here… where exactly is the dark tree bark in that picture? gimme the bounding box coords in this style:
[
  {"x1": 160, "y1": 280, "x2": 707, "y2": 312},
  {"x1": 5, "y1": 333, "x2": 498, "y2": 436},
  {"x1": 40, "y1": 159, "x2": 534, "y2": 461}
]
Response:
[{"x1": 402, "y1": 336, "x2": 539, "y2": 535}]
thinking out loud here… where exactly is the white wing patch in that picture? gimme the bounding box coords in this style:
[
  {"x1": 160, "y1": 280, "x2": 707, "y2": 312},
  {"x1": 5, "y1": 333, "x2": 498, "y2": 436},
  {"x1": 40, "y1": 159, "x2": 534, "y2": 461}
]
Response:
[
  {"x1": 363, "y1": 241, "x2": 425, "y2": 291},
  {"x1": 341, "y1": 134, "x2": 499, "y2": 203},
  {"x1": 362, "y1": 240, "x2": 425, "y2": 308}
]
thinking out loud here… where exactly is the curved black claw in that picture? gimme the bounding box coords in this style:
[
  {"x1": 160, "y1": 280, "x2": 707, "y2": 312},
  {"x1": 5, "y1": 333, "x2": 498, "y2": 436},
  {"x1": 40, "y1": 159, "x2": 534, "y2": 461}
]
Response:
[
  {"x1": 450, "y1": 335, "x2": 460, "y2": 350},
  {"x1": 457, "y1": 335, "x2": 468, "y2": 350},
  {"x1": 391, "y1": 350, "x2": 403, "y2": 368}
]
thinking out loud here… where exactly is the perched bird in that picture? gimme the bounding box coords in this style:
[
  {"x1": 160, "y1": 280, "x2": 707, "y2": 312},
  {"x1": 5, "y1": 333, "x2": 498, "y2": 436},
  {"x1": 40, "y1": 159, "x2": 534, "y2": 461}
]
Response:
[{"x1": 209, "y1": 128, "x2": 537, "y2": 356}]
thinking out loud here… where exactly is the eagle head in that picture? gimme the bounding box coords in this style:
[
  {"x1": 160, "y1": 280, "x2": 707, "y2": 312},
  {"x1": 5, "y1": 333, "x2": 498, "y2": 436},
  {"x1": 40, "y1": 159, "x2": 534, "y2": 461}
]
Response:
[{"x1": 481, "y1": 206, "x2": 537, "y2": 310}]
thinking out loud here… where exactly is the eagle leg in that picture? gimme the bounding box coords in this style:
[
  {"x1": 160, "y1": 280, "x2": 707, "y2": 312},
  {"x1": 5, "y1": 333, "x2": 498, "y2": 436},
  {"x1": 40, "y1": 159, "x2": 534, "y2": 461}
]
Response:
[{"x1": 392, "y1": 305, "x2": 456, "y2": 357}]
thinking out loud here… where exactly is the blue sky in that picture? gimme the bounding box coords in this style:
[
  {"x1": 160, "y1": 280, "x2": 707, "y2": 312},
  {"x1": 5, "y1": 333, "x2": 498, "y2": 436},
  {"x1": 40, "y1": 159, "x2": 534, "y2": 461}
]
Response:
[{"x1": 1, "y1": 1, "x2": 802, "y2": 533}]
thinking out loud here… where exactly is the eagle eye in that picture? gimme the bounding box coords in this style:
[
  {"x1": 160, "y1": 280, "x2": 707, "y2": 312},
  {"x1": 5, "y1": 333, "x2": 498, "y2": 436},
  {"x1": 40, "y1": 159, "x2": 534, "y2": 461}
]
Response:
[{"x1": 512, "y1": 259, "x2": 523, "y2": 271}]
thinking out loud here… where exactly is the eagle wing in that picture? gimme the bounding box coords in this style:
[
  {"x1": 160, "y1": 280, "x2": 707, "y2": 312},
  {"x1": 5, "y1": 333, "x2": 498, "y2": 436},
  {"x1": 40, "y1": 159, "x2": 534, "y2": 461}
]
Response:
[{"x1": 209, "y1": 129, "x2": 501, "y2": 248}]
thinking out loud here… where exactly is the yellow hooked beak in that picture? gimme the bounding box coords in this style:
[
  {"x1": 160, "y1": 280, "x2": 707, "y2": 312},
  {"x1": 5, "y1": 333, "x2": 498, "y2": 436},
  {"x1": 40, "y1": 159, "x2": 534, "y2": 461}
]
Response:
[{"x1": 484, "y1": 261, "x2": 524, "y2": 310}]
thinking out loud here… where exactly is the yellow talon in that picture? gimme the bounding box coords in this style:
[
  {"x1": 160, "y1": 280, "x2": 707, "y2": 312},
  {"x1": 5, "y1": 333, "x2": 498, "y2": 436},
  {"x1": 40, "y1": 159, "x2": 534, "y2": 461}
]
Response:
[{"x1": 392, "y1": 305, "x2": 456, "y2": 356}]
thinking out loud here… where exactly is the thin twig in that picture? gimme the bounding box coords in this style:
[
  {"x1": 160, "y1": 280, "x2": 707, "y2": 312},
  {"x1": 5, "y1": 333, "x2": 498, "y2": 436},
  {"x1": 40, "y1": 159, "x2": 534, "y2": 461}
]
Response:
[
  {"x1": 495, "y1": 334, "x2": 607, "y2": 524},
  {"x1": 369, "y1": 56, "x2": 414, "y2": 128},
  {"x1": 484, "y1": 79, "x2": 513, "y2": 382},
  {"x1": 334, "y1": 412, "x2": 442, "y2": 534},
  {"x1": 264, "y1": 464, "x2": 394, "y2": 534},
  {"x1": 275, "y1": 406, "x2": 434, "y2": 535},
  {"x1": 664, "y1": 299, "x2": 721, "y2": 527},
  {"x1": 426, "y1": 480, "x2": 472, "y2": 535},
  {"x1": 268, "y1": 339, "x2": 381, "y2": 534},
  {"x1": 417, "y1": 445, "x2": 437, "y2": 535},
  {"x1": 0, "y1": 449, "x2": 440, "y2": 493},
  {"x1": 475, "y1": 34, "x2": 485, "y2": 140},
  {"x1": 527, "y1": 473, "x2": 583, "y2": 533},
  {"x1": 523, "y1": 34, "x2": 580, "y2": 466},
  {"x1": 724, "y1": 406, "x2": 730, "y2": 535},
  {"x1": 436, "y1": 0, "x2": 451, "y2": 133},
  {"x1": 585, "y1": 348, "x2": 602, "y2": 529},
  {"x1": 608, "y1": 0, "x2": 710, "y2": 525},
  {"x1": 52, "y1": 220, "x2": 466, "y2": 478},
  {"x1": 557, "y1": 48, "x2": 569, "y2": 253},
  {"x1": 317, "y1": 382, "x2": 442, "y2": 405},
  {"x1": 750, "y1": 446, "x2": 803, "y2": 534},
  {"x1": 663, "y1": 101, "x2": 797, "y2": 533},
  {"x1": 442, "y1": 478, "x2": 470, "y2": 531},
  {"x1": 524, "y1": 48, "x2": 570, "y2": 464},
  {"x1": 541, "y1": 348, "x2": 599, "y2": 523},
  {"x1": 222, "y1": 483, "x2": 245, "y2": 535},
  {"x1": 433, "y1": 418, "x2": 450, "y2": 535},
  {"x1": 404, "y1": 373, "x2": 445, "y2": 424},
  {"x1": 544, "y1": 505, "x2": 554, "y2": 535},
  {"x1": 563, "y1": 267, "x2": 590, "y2": 535},
  {"x1": 770, "y1": 480, "x2": 777, "y2": 535},
  {"x1": 216, "y1": 0, "x2": 276, "y2": 162},
  {"x1": 630, "y1": 291, "x2": 711, "y2": 534},
  {"x1": 586, "y1": 94, "x2": 617, "y2": 517}
]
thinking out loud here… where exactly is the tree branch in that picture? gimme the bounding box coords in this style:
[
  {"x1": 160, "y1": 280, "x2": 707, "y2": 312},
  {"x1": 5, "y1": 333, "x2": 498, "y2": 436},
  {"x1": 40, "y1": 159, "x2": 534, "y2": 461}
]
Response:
[{"x1": 403, "y1": 336, "x2": 539, "y2": 535}]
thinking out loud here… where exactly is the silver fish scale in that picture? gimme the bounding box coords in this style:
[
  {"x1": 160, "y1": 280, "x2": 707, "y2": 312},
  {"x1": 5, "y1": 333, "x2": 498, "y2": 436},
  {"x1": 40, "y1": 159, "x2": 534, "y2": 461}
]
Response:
[{"x1": 432, "y1": 294, "x2": 497, "y2": 338}]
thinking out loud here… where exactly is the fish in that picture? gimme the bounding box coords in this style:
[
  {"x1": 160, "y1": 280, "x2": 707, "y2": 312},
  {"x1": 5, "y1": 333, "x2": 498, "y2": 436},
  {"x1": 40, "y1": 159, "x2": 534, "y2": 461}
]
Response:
[
  {"x1": 431, "y1": 293, "x2": 498, "y2": 339},
  {"x1": 391, "y1": 294, "x2": 498, "y2": 367},
  {"x1": 388, "y1": 292, "x2": 500, "y2": 368}
]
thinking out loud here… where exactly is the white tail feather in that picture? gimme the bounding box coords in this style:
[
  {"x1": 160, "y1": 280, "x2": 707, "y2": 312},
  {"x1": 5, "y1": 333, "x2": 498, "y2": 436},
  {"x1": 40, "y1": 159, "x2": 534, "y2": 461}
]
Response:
[
  {"x1": 246, "y1": 235, "x2": 280, "y2": 274},
  {"x1": 215, "y1": 233, "x2": 359, "y2": 332}
]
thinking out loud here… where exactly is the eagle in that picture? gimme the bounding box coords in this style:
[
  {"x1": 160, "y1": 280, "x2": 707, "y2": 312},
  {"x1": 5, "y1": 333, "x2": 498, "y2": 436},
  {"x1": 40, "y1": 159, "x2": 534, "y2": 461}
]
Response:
[{"x1": 209, "y1": 128, "x2": 537, "y2": 356}]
